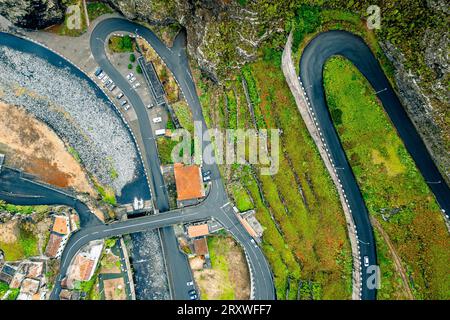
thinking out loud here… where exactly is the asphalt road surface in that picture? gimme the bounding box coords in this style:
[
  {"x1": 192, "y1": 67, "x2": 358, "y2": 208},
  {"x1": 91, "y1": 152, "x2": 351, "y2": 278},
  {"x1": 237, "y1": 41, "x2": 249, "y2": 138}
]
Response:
[
  {"x1": 0, "y1": 168, "x2": 101, "y2": 228},
  {"x1": 300, "y1": 30, "x2": 450, "y2": 300}
]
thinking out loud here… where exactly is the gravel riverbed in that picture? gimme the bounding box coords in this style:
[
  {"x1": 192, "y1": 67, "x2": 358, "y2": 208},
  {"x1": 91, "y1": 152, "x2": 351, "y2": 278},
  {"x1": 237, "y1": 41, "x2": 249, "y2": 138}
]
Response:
[{"x1": 0, "y1": 46, "x2": 138, "y2": 195}]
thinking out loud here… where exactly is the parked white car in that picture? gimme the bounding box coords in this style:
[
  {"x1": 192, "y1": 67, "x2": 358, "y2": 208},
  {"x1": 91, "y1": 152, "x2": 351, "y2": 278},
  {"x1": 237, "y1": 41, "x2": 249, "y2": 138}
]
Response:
[
  {"x1": 126, "y1": 72, "x2": 134, "y2": 80},
  {"x1": 363, "y1": 256, "x2": 369, "y2": 267},
  {"x1": 132, "y1": 82, "x2": 141, "y2": 89},
  {"x1": 152, "y1": 117, "x2": 162, "y2": 123},
  {"x1": 129, "y1": 76, "x2": 136, "y2": 83},
  {"x1": 155, "y1": 129, "x2": 166, "y2": 136}
]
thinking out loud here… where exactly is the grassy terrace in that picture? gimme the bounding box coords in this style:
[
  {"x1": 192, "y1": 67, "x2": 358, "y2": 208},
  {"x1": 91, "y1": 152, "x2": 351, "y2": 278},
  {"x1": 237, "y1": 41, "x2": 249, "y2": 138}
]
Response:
[
  {"x1": 193, "y1": 50, "x2": 353, "y2": 299},
  {"x1": 323, "y1": 57, "x2": 449, "y2": 299},
  {"x1": 0, "y1": 202, "x2": 49, "y2": 261}
]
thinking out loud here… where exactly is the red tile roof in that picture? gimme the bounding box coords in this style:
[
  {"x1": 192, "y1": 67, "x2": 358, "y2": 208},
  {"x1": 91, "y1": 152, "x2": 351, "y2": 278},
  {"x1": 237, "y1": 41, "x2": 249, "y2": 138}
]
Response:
[
  {"x1": 187, "y1": 224, "x2": 209, "y2": 238},
  {"x1": 193, "y1": 238, "x2": 209, "y2": 256},
  {"x1": 45, "y1": 233, "x2": 63, "y2": 258},
  {"x1": 52, "y1": 216, "x2": 68, "y2": 235}
]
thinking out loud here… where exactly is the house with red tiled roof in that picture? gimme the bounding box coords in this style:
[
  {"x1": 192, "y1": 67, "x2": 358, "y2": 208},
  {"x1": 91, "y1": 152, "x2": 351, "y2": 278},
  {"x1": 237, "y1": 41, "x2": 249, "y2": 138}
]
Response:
[
  {"x1": 174, "y1": 163, "x2": 205, "y2": 202},
  {"x1": 193, "y1": 237, "x2": 209, "y2": 256},
  {"x1": 52, "y1": 215, "x2": 69, "y2": 235},
  {"x1": 187, "y1": 223, "x2": 209, "y2": 238}
]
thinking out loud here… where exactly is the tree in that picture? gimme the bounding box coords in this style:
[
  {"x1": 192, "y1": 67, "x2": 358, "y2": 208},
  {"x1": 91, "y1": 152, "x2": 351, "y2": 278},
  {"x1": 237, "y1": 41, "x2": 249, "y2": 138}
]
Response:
[
  {"x1": 129, "y1": 53, "x2": 136, "y2": 63},
  {"x1": 128, "y1": 63, "x2": 132, "y2": 69},
  {"x1": 122, "y1": 35, "x2": 132, "y2": 51},
  {"x1": 136, "y1": 64, "x2": 142, "y2": 74}
]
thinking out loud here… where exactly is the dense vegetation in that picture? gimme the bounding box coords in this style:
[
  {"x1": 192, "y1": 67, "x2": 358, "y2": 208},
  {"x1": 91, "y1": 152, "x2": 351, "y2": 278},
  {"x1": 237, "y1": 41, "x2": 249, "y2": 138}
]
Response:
[
  {"x1": 108, "y1": 35, "x2": 134, "y2": 53},
  {"x1": 323, "y1": 57, "x2": 449, "y2": 299}
]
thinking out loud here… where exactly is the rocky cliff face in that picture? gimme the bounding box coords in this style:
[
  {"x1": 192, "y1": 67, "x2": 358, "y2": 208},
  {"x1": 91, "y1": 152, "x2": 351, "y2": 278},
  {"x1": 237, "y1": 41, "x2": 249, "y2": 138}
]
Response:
[{"x1": 0, "y1": 0, "x2": 65, "y2": 29}]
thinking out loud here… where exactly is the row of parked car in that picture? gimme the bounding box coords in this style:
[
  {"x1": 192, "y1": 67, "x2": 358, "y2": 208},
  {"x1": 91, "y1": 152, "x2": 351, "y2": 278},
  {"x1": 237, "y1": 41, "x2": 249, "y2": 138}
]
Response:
[{"x1": 95, "y1": 67, "x2": 130, "y2": 111}]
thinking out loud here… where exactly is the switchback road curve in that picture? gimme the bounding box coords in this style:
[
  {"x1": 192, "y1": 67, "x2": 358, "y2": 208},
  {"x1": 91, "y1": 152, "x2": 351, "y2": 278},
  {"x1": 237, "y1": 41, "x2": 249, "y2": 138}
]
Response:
[{"x1": 300, "y1": 30, "x2": 450, "y2": 300}]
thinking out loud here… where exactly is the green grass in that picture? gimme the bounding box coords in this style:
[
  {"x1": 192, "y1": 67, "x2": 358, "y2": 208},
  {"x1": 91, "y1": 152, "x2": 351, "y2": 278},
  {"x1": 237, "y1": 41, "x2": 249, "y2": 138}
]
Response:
[
  {"x1": 156, "y1": 137, "x2": 179, "y2": 165},
  {"x1": 0, "y1": 282, "x2": 9, "y2": 297},
  {"x1": 225, "y1": 89, "x2": 238, "y2": 130},
  {"x1": 172, "y1": 100, "x2": 194, "y2": 134},
  {"x1": 93, "y1": 180, "x2": 117, "y2": 206},
  {"x1": 86, "y1": 1, "x2": 113, "y2": 21},
  {"x1": 230, "y1": 183, "x2": 254, "y2": 212},
  {"x1": 207, "y1": 236, "x2": 237, "y2": 300},
  {"x1": 6, "y1": 288, "x2": 19, "y2": 300},
  {"x1": 68, "y1": 146, "x2": 81, "y2": 163},
  {"x1": 109, "y1": 168, "x2": 119, "y2": 180},
  {"x1": 244, "y1": 57, "x2": 353, "y2": 299},
  {"x1": 323, "y1": 56, "x2": 449, "y2": 299}
]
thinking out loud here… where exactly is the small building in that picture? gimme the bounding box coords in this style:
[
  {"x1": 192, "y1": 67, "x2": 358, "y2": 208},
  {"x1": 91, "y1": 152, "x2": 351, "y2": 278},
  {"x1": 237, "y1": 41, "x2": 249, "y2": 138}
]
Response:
[
  {"x1": 24, "y1": 261, "x2": 44, "y2": 279},
  {"x1": 237, "y1": 210, "x2": 264, "y2": 240},
  {"x1": 174, "y1": 163, "x2": 205, "y2": 202},
  {"x1": 9, "y1": 271, "x2": 25, "y2": 289},
  {"x1": 72, "y1": 255, "x2": 95, "y2": 281},
  {"x1": 193, "y1": 237, "x2": 209, "y2": 256},
  {"x1": 65, "y1": 240, "x2": 103, "y2": 289},
  {"x1": 19, "y1": 278, "x2": 40, "y2": 295},
  {"x1": 52, "y1": 215, "x2": 69, "y2": 235},
  {"x1": 187, "y1": 223, "x2": 209, "y2": 239},
  {"x1": 45, "y1": 215, "x2": 71, "y2": 258},
  {"x1": 0, "y1": 264, "x2": 16, "y2": 284}
]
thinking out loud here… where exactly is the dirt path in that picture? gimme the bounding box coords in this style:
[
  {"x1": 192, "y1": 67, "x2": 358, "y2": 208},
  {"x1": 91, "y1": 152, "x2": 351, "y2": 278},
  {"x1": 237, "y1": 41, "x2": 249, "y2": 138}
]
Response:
[
  {"x1": 370, "y1": 217, "x2": 414, "y2": 299},
  {"x1": 0, "y1": 102, "x2": 96, "y2": 196}
]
